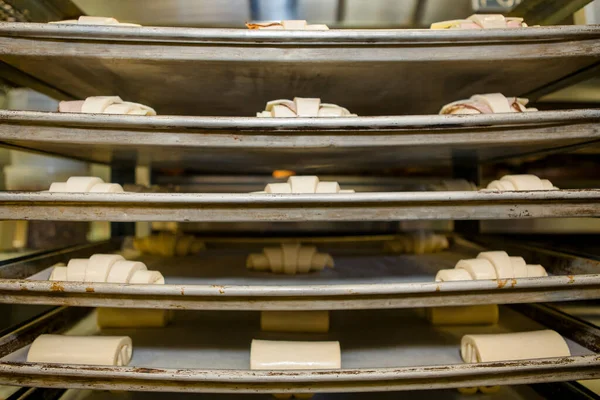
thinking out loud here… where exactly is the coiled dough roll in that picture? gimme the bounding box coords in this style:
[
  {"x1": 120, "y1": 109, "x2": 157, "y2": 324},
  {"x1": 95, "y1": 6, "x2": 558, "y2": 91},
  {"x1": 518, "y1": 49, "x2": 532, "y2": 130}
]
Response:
[
  {"x1": 27, "y1": 334, "x2": 133, "y2": 366},
  {"x1": 250, "y1": 340, "x2": 341, "y2": 370},
  {"x1": 461, "y1": 330, "x2": 570, "y2": 363},
  {"x1": 261, "y1": 311, "x2": 330, "y2": 333}
]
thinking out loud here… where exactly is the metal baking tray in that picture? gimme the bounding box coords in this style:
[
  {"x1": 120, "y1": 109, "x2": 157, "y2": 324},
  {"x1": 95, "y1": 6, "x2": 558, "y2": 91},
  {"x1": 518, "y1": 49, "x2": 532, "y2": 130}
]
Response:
[
  {"x1": 0, "y1": 110, "x2": 599, "y2": 172},
  {"x1": 0, "y1": 304, "x2": 598, "y2": 393},
  {"x1": 0, "y1": 23, "x2": 598, "y2": 116},
  {"x1": 1, "y1": 237, "x2": 600, "y2": 310},
  {"x1": 0, "y1": 190, "x2": 599, "y2": 223}
]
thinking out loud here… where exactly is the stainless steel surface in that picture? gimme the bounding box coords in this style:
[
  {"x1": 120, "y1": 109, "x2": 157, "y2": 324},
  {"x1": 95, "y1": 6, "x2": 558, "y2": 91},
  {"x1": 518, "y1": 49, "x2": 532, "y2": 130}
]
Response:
[
  {"x1": 0, "y1": 306, "x2": 597, "y2": 393},
  {"x1": 0, "y1": 190, "x2": 599, "y2": 222},
  {"x1": 2, "y1": 238, "x2": 600, "y2": 310},
  {"x1": 0, "y1": 23, "x2": 598, "y2": 116},
  {"x1": 1, "y1": 110, "x2": 599, "y2": 171}
]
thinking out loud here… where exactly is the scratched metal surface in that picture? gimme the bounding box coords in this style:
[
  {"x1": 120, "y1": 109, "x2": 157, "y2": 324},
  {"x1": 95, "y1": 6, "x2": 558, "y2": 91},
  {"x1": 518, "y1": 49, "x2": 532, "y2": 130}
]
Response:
[
  {"x1": 0, "y1": 110, "x2": 599, "y2": 171},
  {"x1": 2, "y1": 242, "x2": 600, "y2": 310},
  {"x1": 0, "y1": 190, "x2": 599, "y2": 222},
  {"x1": 0, "y1": 24, "x2": 598, "y2": 116}
]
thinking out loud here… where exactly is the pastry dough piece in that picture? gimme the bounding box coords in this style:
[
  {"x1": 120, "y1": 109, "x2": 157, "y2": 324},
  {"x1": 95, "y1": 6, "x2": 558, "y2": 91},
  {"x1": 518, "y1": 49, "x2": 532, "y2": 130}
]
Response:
[
  {"x1": 133, "y1": 233, "x2": 204, "y2": 257},
  {"x1": 246, "y1": 254, "x2": 270, "y2": 270},
  {"x1": 477, "y1": 251, "x2": 513, "y2": 279},
  {"x1": 435, "y1": 269, "x2": 472, "y2": 282},
  {"x1": 272, "y1": 105, "x2": 297, "y2": 118},
  {"x1": 85, "y1": 254, "x2": 124, "y2": 283},
  {"x1": 81, "y1": 96, "x2": 123, "y2": 114},
  {"x1": 67, "y1": 259, "x2": 88, "y2": 282},
  {"x1": 50, "y1": 16, "x2": 141, "y2": 27},
  {"x1": 265, "y1": 183, "x2": 292, "y2": 194},
  {"x1": 66, "y1": 177, "x2": 104, "y2": 192},
  {"x1": 501, "y1": 174, "x2": 544, "y2": 191},
  {"x1": 49, "y1": 266, "x2": 68, "y2": 281},
  {"x1": 472, "y1": 93, "x2": 512, "y2": 113},
  {"x1": 294, "y1": 98, "x2": 321, "y2": 117},
  {"x1": 431, "y1": 14, "x2": 527, "y2": 29},
  {"x1": 296, "y1": 246, "x2": 317, "y2": 273},
  {"x1": 339, "y1": 189, "x2": 355, "y2": 193},
  {"x1": 48, "y1": 182, "x2": 68, "y2": 192},
  {"x1": 129, "y1": 270, "x2": 165, "y2": 284},
  {"x1": 527, "y1": 264, "x2": 548, "y2": 277},
  {"x1": 440, "y1": 93, "x2": 535, "y2": 115},
  {"x1": 485, "y1": 179, "x2": 516, "y2": 191},
  {"x1": 263, "y1": 247, "x2": 284, "y2": 273},
  {"x1": 250, "y1": 340, "x2": 341, "y2": 370},
  {"x1": 510, "y1": 257, "x2": 528, "y2": 278},
  {"x1": 461, "y1": 330, "x2": 570, "y2": 363},
  {"x1": 480, "y1": 386, "x2": 501, "y2": 394},
  {"x1": 27, "y1": 334, "x2": 133, "y2": 366},
  {"x1": 315, "y1": 182, "x2": 340, "y2": 193},
  {"x1": 288, "y1": 176, "x2": 319, "y2": 193},
  {"x1": 282, "y1": 20, "x2": 307, "y2": 30},
  {"x1": 106, "y1": 260, "x2": 147, "y2": 283},
  {"x1": 455, "y1": 258, "x2": 497, "y2": 280},
  {"x1": 427, "y1": 305, "x2": 498, "y2": 325},
  {"x1": 89, "y1": 183, "x2": 124, "y2": 193},
  {"x1": 261, "y1": 311, "x2": 330, "y2": 333},
  {"x1": 311, "y1": 253, "x2": 334, "y2": 270},
  {"x1": 58, "y1": 100, "x2": 85, "y2": 113},
  {"x1": 306, "y1": 24, "x2": 329, "y2": 30},
  {"x1": 457, "y1": 387, "x2": 478, "y2": 395},
  {"x1": 97, "y1": 308, "x2": 169, "y2": 328},
  {"x1": 281, "y1": 244, "x2": 301, "y2": 275}
]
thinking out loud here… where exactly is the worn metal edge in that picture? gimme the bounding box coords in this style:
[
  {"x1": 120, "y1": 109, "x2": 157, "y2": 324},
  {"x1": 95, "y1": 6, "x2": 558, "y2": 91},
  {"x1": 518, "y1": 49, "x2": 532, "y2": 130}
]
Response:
[
  {"x1": 0, "y1": 355, "x2": 598, "y2": 393},
  {"x1": 0, "y1": 109, "x2": 599, "y2": 131},
  {"x1": 0, "y1": 23, "x2": 597, "y2": 44}
]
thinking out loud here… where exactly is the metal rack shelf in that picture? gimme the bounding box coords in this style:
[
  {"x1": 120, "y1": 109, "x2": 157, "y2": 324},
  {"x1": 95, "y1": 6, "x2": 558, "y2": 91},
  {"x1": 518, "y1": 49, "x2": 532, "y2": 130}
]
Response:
[
  {"x1": 0, "y1": 190, "x2": 598, "y2": 222},
  {"x1": 0, "y1": 304, "x2": 598, "y2": 393},
  {"x1": 0, "y1": 110, "x2": 599, "y2": 172},
  {"x1": 0, "y1": 23, "x2": 598, "y2": 116},
  {"x1": 1, "y1": 237, "x2": 599, "y2": 310}
]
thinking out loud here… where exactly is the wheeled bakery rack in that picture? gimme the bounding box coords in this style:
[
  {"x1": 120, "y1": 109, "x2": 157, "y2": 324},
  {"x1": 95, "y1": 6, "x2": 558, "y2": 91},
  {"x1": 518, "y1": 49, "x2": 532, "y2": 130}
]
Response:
[{"x1": 0, "y1": 20, "x2": 599, "y2": 399}]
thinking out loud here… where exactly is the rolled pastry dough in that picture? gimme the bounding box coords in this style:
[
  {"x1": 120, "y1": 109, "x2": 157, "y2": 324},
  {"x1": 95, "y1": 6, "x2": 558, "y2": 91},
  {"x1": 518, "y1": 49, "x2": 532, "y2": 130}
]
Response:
[
  {"x1": 246, "y1": 254, "x2": 270, "y2": 270},
  {"x1": 265, "y1": 183, "x2": 292, "y2": 194},
  {"x1": 250, "y1": 339, "x2": 341, "y2": 370},
  {"x1": 281, "y1": 244, "x2": 301, "y2": 275},
  {"x1": 89, "y1": 183, "x2": 124, "y2": 193},
  {"x1": 66, "y1": 177, "x2": 104, "y2": 192},
  {"x1": 461, "y1": 330, "x2": 570, "y2": 363},
  {"x1": 261, "y1": 311, "x2": 330, "y2": 333},
  {"x1": 510, "y1": 257, "x2": 528, "y2": 278},
  {"x1": 49, "y1": 265, "x2": 67, "y2": 281},
  {"x1": 435, "y1": 269, "x2": 472, "y2": 282},
  {"x1": 288, "y1": 176, "x2": 319, "y2": 193},
  {"x1": 67, "y1": 259, "x2": 88, "y2": 282},
  {"x1": 427, "y1": 305, "x2": 498, "y2": 325},
  {"x1": 263, "y1": 247, "x2": 284, "y2": 273},
  {"x1": 455, "y1": 258, "x2": 497, "y2": 280},
  {"x1": 97, "y1": 308, "x2": 170, "y2": 328},
  {"x1": 501, "y1": 174, "x2": 544, "y2": 191},
  {"x1": 297, "y1": 246, "x2": 317, "y2": 273},
  {"x1": 294, "y1": 98, "x2": 321, "y2": 117},
  {"x1": 48, "y1": 182, "x2": 68, "y2": 192},
  {"x1": 527, "y1": 264, "x2": 548, "y2": 277},
  {"x1": 85, "y1": 254, "x2": 125, "y2": 283},
  {"x1": 106, "y1": 260, "x2": 147, "y2": 283},
  {"x1": 27, "y1": 334, "x2": 133, "y2": 366},
  {"x1": 129, "y1": 270, "x2": 165, "y2": 284},
  {"x1": 311, "y1": 252, "x2": 334, "y2": 270},
  {"x1": 477, "y1": 251, "x2": 513, "y2": 279},
  {"x1": 315, "y1": 182, "x2": 341, "y2": 193}
]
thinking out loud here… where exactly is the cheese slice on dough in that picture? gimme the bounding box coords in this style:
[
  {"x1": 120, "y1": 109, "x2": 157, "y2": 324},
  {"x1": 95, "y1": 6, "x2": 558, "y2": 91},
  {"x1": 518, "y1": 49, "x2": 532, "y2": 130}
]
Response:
[
  {"x1": 27, "y1": 334, "x2": 133, "y2": 366},
  {"x1": 250, "y1": 339, "x2": 341, "y2": 370},
  {"x1": 461, "y1": 330, "x2": 570, "y2": 363}
]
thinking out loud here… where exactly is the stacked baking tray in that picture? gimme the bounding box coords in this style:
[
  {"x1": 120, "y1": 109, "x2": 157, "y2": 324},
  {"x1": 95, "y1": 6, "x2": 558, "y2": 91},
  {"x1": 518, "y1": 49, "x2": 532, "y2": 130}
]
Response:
[{"x1": 0, "y1": 22, "x2": 599, "y2": 397}]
